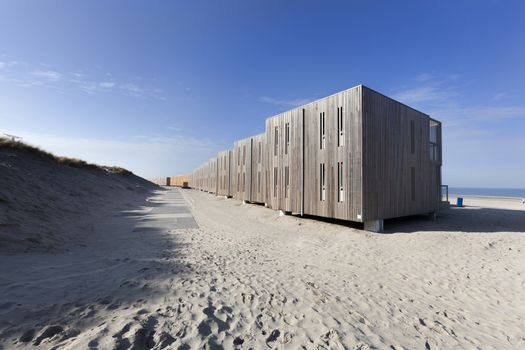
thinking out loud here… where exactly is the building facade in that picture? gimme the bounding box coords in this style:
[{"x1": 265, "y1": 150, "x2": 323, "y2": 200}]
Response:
[{"x1": 186, "y1": 85, "x2": 442, "y2": 231}]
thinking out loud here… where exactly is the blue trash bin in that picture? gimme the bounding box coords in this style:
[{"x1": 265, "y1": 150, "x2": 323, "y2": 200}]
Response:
[{"x1": 457, "y1": 197, "x2": 463, "y2": 207}]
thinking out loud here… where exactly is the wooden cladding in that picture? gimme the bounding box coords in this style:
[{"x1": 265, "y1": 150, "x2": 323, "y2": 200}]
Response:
[{"x1": 185, "y1": 85, "x2": 442, "y2": 224}]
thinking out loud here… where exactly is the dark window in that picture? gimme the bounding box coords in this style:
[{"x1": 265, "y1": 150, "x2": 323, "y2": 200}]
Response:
[
  {"x1": 320, "y1": 163, "x2": 326, "y2": 201},
  {"x1": 320, "y1": 112, "x2": 326, "y2": 149},
  {"x1": 274, "y1": 126, "x2": 278, "y2": 156},
  {"x1": 337, "y1": 107, "x2": 344, "y2": 147},
  {"x1": 243, "y1": 145, "x2": 246, "y2": 165},
  {"x1": 285, "y1": 122, "x2": 290, "y2": 155},
  {"x1": 273, "y1": 167, "x2": 278, "y2": 197},
  {"x1": 337, "y1": 161, "x2": 344, "y2": 202},
  {"x1": 429, "y1": 120, "x2": 440, "y2": 161},
  {"x1": 258, "y1": 142, "x2": 262, "y2": 163},
  {"x1": 257, "y1": 171, "x2": 261, "y2": 193}
]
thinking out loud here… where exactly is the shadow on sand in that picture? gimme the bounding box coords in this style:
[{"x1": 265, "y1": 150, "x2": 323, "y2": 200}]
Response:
[
  {"x1": 0, "y1": 187, "x2": 197, "y2": 349},
  {"x1": 386, "y1": 205, "x2": 525, "y2": 233},
  {"x1": 287, "y1": 205, "x2": 525, "y2": 234}
]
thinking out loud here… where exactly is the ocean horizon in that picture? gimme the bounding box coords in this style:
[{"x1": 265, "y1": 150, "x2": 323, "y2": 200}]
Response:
[{"x1": 448, "y1": 187, "x2": 525, "y2": 198}]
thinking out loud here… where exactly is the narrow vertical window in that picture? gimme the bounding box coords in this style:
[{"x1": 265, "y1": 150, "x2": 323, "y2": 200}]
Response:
[
  {"x1": 285, "y1": 166, "x2": 289, "y2": 198},
  {"x1": 410, "y1": 120, "x2": 415, "y2": 154},
  {"x1": 337, "y1": 107, "x2": 344, "y2": 147},
  {"x1": 411, "y1": 167, "x2": 416, "y2": 201},
  {"x1": 337, "y1": 161, "x2": 344, "y2": 202},
  {"x1": 429, "y1": 120, "x2": 439, "y2": 161},
  {"x1": 237, "y1": 173, "x2": 240, "y2": 191},
  {"x1": 242, "y1": 172, "x2": 245, "y2": 192},
  {"x1": 243, "y1": 145, "x2": 246, "y2": 165},
  {"x1": 319, "y1": 112, "x2": 326, "y2": 149},
  {"x1": 320, "y1": 163, "x2": 326, "y2": 201},
  {"x1": 258, "y1": 171, "x2": 261, "y2": 193},
  {"x1": 274, "y1": 126, "x2": 278, "y2": 156},
  {"x1": 285, "y1": 122, "x2": 290, "y2": 155},
  {"x1": 258, "y1": 141, "x2": 262, "y2": 163},
  {"x1": 273, "y1": 167, "x2": 278, "y2": 197},
  {"x1": 237, "y1": 147, "x2": 240, "y2": 165}
]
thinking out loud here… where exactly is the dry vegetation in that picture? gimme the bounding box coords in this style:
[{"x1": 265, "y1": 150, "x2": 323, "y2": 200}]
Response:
[{"x1": 0, "y1": 137, "x2": 131, "y2": 175}]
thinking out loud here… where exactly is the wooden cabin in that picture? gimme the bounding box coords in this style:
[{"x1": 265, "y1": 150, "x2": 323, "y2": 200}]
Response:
[
  {"x1": 217, "y1": 149, "x2": 233, "y2": 197},
  {"x1": 232, "y1": 137, "x2": 251, "y2": 201},
  {"x1": 265, "y1": 85, "x2": 442, "y2": 231},
  {"x1": 170, "y1": 174, "x2": 190, "y2": 188},
  {"x1": 250, "y1": 133, "x2": 266, "y2": 204},
  {"x1": 174, "y1": 85, "x2": 442, "y2": 232},
  {"x1": 207, "y1": 157, "x2": 218, "y2": 194}
]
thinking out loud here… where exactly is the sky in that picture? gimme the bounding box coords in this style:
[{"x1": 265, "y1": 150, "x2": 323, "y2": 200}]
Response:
[{"x1": 0, "y1": 0, "x2": 524, "y2": 187}]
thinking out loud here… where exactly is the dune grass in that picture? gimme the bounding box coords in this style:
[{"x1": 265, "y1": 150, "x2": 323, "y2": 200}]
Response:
[{"x1": 0, "y1": 137, "x2": 132, "y2": 175}]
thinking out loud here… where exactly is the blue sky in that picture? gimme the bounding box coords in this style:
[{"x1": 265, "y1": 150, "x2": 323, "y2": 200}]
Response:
[{"x1": 1, "y1": 1, "x2": 524, "y2": 187}]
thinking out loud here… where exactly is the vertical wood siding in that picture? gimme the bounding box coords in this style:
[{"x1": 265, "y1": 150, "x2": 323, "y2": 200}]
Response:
[
  {"x1": 302, "y1": 86, "x2": 363, "y2": 221},
  {"x1": 217, "y1": 149, "x2": 233, "y2": 197},
  {"x1": 232, "y1": 137, "x2": 252, "y2": 201},
  {"x1": 250, "y1": 133, "x2": 266, "y2": 204},
  {"x1": 361, "y1": 86, "x2": 441, "y2": 220}
]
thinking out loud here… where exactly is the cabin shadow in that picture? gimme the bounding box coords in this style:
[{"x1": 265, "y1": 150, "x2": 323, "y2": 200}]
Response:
[
  {"x1": 291, "y1": 213, "x2": 365, "y2": 230},
  {"x1": 385, "y1": 205, "x2": 525, "y2": 233}
]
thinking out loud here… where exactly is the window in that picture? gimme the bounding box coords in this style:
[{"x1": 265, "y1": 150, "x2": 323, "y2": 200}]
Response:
[
  {"x1": 274, "y1": 126, "x2": 278, "y2": 156},
  {"x1": 258, "y1": 142, "x2": 262, "y2": 163},
  {"x1": 237, "y1": 173, "x2": 240, "y2": 191},
  {"x1": 285, "y1": 122, "x2": 290, "y2": 155},
  {"x1": 319, "y1": 112, "x2": 326, "y2": 149},
  {"x1": 243, "y1": 145, "x2": 246, "y2": 165},
  {"x1": 429, "y1": 120, "x2": 440, "y2": 161},
  {"x1": 257, "y1": 171, "x2": 261, "y2": 193},
  {"x1": 337, "y1": 162, "x2": 344, "y2": 202},
  {"x1": 320, "y1": 163, "x2": 326, "y2": 201},
  {"x1": 273, "y1": 167, "x2": 278, "y2": 197},
  {"x1": 337, "y1": 107, "x2": 344, "y2": 147},
  {"x1": 410, "y1": 120, "x2": 415, "y2": 154},
  {"x1": 237, "y1": 147, "x2": 240, "y2": 165},
  {"x1": 285, "y1": 166, "x2": 289, "y2": 198},
  {"x1": 242, "y1": 172, "x2": 245, "y2": 191},
  {"x1": 411, "y1": 167, "x2": 416, "y2": 201}
]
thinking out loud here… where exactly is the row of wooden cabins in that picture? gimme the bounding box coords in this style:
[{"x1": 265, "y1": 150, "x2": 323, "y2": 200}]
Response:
[{"x1": 161, "y1": 85, "x2": 443, "y2": 232}]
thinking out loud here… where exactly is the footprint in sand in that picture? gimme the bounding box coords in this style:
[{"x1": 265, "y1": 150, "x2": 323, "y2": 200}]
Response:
[{"x1": 32, "y1": 325, "x2": 64, "y2": 345}]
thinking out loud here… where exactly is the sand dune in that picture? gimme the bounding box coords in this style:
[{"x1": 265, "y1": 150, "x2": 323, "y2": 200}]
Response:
[{"x1": 0, "y1": 141, "x2": 155, "y2": 253}]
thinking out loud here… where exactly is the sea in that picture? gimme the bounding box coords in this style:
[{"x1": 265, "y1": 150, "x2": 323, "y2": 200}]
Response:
[{"x1": 448, "y1": 187, "x2": 525, "y2": 198}]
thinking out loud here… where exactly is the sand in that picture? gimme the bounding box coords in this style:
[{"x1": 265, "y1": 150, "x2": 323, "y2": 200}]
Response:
[{"x1": 1, "y1": 176, "x2": 525, "y2": 349}]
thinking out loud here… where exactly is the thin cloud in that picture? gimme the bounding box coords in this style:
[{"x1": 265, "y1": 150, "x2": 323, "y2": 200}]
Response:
[
  {"x1": 99, "y1": 82, "x2": 115, "y2": 88},
  {"x1": 259, "y1": 96, "x2": 311, "y2": 108},
  {"x1": 415, "y1": 72, "x2": 434, "y2": 82},
  {"x1": 431, "y1": 105, "x2": 525, "y2": 125},
  {"x1": 392, "y1": 86, "x2": 449, "y2": 104},
  {"x1": 492, "y1": 92, "x2": 506, "y2": 101},
  {"x1": 32, "y1": 70, "x2": 62, "y2": 82},
  {"x1": 0, "y1": 57, "x2": 163, "y2": 100}
]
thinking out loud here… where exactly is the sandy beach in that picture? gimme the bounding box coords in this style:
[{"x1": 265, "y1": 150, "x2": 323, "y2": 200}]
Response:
[{"x1": 1, "y1": 185, "x2": 524, "y2": 349}]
